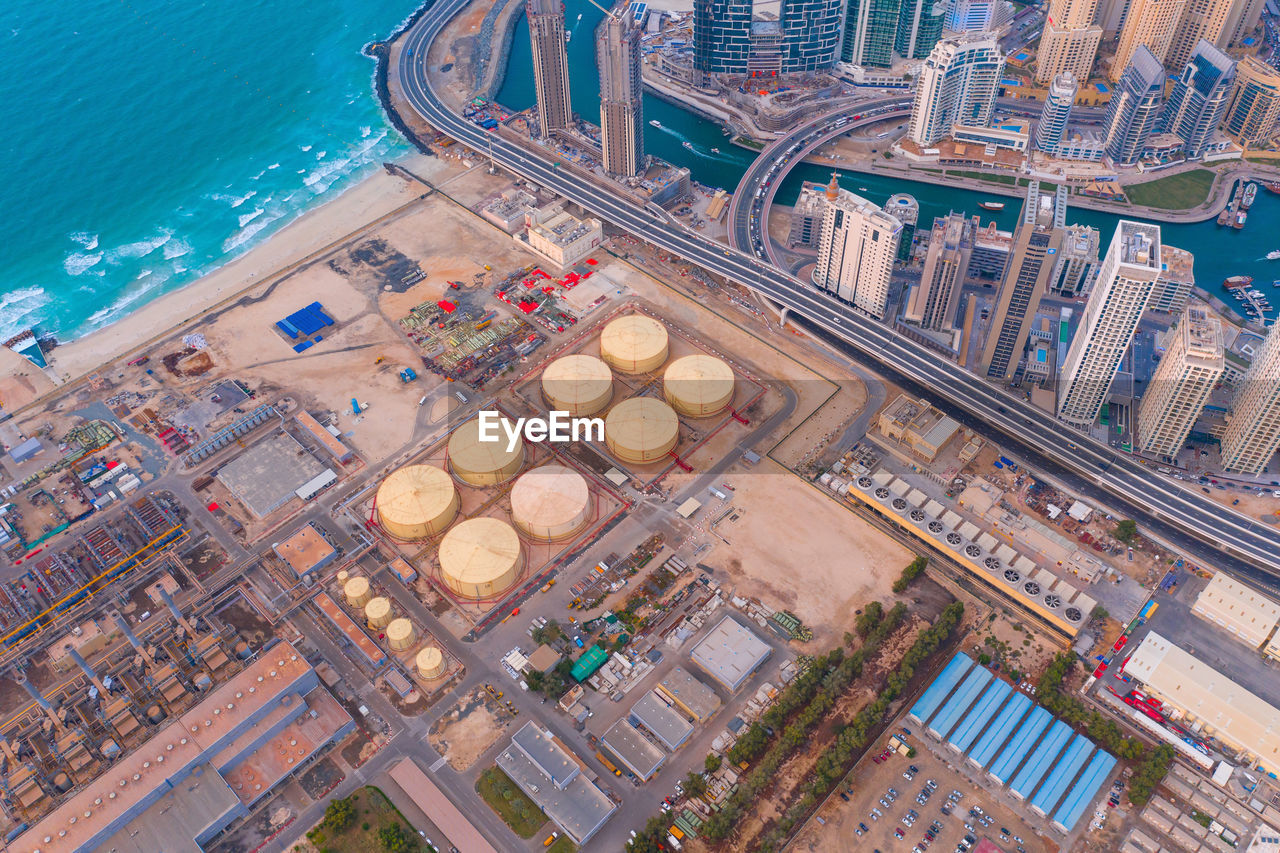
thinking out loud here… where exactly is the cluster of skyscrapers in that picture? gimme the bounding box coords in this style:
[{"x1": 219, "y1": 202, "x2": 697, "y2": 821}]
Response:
[{"x1": 528, "y1": 0, "x2": 645, "y2": 178}]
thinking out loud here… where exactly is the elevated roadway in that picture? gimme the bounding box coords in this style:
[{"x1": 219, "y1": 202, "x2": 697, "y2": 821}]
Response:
[{"x1": 395, "y1": 0, "x2": 1280, "y2": 588}]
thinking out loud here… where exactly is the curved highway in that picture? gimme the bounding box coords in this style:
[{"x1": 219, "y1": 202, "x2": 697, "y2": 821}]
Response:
[
  {"x1": 726, "y1": 99, "x2": 911, "y2": 266},
  {"x1": 396, "y1": 0, "x2": 1280, "y2": 585}
]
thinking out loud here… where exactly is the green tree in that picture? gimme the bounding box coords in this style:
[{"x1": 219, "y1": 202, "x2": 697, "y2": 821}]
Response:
[
  {"x1": 377, "y1": 822, "x2": 411, "y2": 853},
  {"x1": 1091, "y1": 605, "x2": 1109, "y2": 622},
  {"x1": 1113, "y1": 519, "x2": 1138, "y2": 543},
  {"x1": 855, "y1": 601, "x2": 885, "y2": 639},
  {"x1": 684, "y1": 771, "x2": 708, "y2": 798},
  {"x1": 705, "y1": 753, "x2": 722, "y2": 773},
  {"x1": 524, "y1": 669, "x2": 545, "y2": 691},
  {"x1": 322, "y1": 796, "x2": 355, "y2": 832},
  {"x1": 892, "y1": 556, "x2": 928, "y2": 593}
]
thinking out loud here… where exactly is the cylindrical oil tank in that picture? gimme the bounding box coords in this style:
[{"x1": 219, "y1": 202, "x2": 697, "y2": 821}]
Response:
[
  {"x1": 386, "y1": 618, "x2": 416, "y2": 651},
  {"x1": 438, "y1": 518, "x2": 523, "y2": 598},
  {"x1": 541, "y1": 354, "x2": 613, "y2": 416},
  {"x1": 365, "y1": 596, "x2": 393, "y2": 629},
  {"x1": 344, "y1": 576, "x2": 372, "y2": 608},
  {"x1": 599, "y1": 315, "x2": 668, "y2": 374},
  {"x1": 336, "y1": 569, "x2": 349, "y2": 584},
  {"x1": 376, "y1": 465, "x2": 459, "y2": 540},
  {"x1": 605, "y1": 398, "x2": 679, "y2": 464},
  {"x1": 510, "y1": 465, "x2": 591, "y2": 541},
  {"x1": 448, "y1": 417, "x2": 525, "y2": 486},
  {"x1": 663, "y1": 354, "x2": 735, "y2": 417},
  {"x1": 417, "y1": 646, "x2": 446, "y2": 679}
]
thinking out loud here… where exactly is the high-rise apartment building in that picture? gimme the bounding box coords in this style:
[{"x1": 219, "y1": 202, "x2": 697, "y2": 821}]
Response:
[
  {"x1": 1167, "y1": 0, "x2": 1236, "y2": 70},
  {"x1": 1035, "y1": 72, "x2": 1079, "y2": 154},
  {"x1": 781, "y1": 0, "x2": 844, "y2": 71},
  {"x1": 1148, "y1": 245, "x2": 1195, "y2": 314},
  {"x1": 1097, "y1": 0, "x2": 1135, "y2": 36},
  {"x1": 1223, "y1": 56, "x2": 1280, "y2": 145},
  {"x1": 1049, "y1": 225, "x2": 1101, "y2": 297},
  {"x1": 1036, "y1": 0, "x2": 1101, "y2": 83},
  {"x1": 528, "y1": 0, "x2": 574, "y2": 136},
  {"x1": 1137, "y1": 304, "x2": 1223, "y2": 457},
  {"x1": 598, "y1": 11, "x2": 645, "y2": 178},
  {"x1": 1223, "y1": 0, "x2": 1267, "y2": 47},
  {"x1": 896, "y1": 0, "x2": 947, "y2": 59},
  {"x1": 1057, "y1": 222, "x2": 1161, "y2": 426},
  {"x1": 886, "y1": 194, "x2": 920, "y2": 262},
  {"x1": 980, "y1": 183, "x2": 1067, "y2": 381},
  {"x1": 1160, "y1": 40, "x2": 1236, "y2": 158},
  {"x1": 908, "y1": 35, "x2": 1005, "y2": 146},
  {"x1": 693, "y1": 0, "x2": 753, "y2": 76},
  {"x1": 1109, "y1": 0, "x2": 1187, "y2": 81},
  {"x1": 945, "y1": 0, "x2": 1011, "y2": 31},
  {"x1": 842, "y1": 0, "x2": 901, "y2": 67},
  {"x1": 812, "y1": 180, "x2": 903, "y2": 321},
  {"x1": 1101, "y1": 46, "x2": 1165, "y2": 165},
  {"x1": 906, "y1": 213, "x2": 973, "y2": 331},
  {"x1": 1220, "y1": 322, "x2": 1280, "y2": 474}
]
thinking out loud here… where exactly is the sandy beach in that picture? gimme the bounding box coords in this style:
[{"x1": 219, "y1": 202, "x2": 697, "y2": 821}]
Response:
[{"x1": 3, "y1": 152, "x2": 444, "y2": 411}]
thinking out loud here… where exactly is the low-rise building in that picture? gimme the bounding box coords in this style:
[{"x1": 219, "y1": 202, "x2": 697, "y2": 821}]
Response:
[
  {"x1": 876, "y1": 394, "x2": 961, "y2": 462},
  {"x1": 691, "y1": 616, "x2": 771, "y2": 691},
  {"x1": 602, "y1": 718, "x2": 666, "y2": 779},
  {"x1": 952, "y1": 121, "x2": 1030, "y2": 152},
  {"x1": 521, "y1": 207, "x2": 604, "y2": 269},
  {"x1": 655, "y1": 666, "x2": 722, "y2": 722},
  {"x1": 1192, "y1": 573, "x2": 1280, "y2": 649},
  {"x1": 273, "y1": 522, "x2": 337, "y2": 577},
  {"x1": 630, "y1": 690, "x2": 694, "y2": 750},
  {"x1": 496, "y1": 722, "x2": 617, "y2": 844}
]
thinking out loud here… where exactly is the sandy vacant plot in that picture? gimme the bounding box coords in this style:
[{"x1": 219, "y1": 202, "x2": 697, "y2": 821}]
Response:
[
  {"x1": 689, "y1": 462, "x2": 913, "y2": 647},
  {"x1": 429, "y1": 689, "x2": 509, "y2": 771}
]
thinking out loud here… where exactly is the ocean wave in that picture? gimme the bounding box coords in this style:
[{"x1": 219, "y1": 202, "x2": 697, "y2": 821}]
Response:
[
  {"x1": 64, "y1": 250, "x2": 105, "y2": 276},
  {"x1": 82, "y1": 277, "x2": 168, "y2": 332},
  {"x1": 163, "y1": 237, "x2": 192, "y2": 260},
  {"x1": 267, "y1": 163, "x2": 280, "y2": 170},
  {"x1": 238, "y1": 207, "x2": 265, "y2": 228},
  {"x1": 69, "y1": 231, "x2": 99, "y2": 250},
  {"x1": 360, "y1": 126, "x2": 372, "y2": 138},
  {"x1": 107, "y1": 230, "x2": 173, "y2": 263},
  {"x1": 0, "y1": 286, "x2": 53, "y2": 340},
  {"x1": 317, "y1": 150, "x2": 328, "y2": 159},
  {"x1": 300, "y1": 144, "x2": 313, "y2": 152},
  {"x1": 222, "y1": 211, "x2": 283, "y2": 253}
]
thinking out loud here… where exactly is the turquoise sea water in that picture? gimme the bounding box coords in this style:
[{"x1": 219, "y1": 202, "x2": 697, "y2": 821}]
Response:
[{"x1": 0, "y1": 0, "x2": 419, "y2": 343}]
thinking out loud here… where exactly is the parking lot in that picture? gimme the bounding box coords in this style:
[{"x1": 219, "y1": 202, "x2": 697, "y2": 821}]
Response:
[{"x1": 793, "y1": 734, "x2": 1051, "y2": 853}]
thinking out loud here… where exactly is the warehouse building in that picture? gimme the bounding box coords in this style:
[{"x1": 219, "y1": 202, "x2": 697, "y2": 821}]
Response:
[
  {"x1": 630, "y1": 691, "x2": 694, "y2": 751},
  {"x1": 602, "y1": 718, "x2": 666, "y2": 780},
  {"x1": 496, "y1": 722, "x2": 617, "y2": 844},
  {"x1": 1191, "y1": 573, "x2": 1280, "y2": 650},
  {"x1": 216, "y1": 432, "x2": 329, "y2": 518},
  {"x1": 656, "y1": 666, "x2": 722, "y2": 722},
  {"x1": 15, "y1": 643, "x2": 352, "y2": 853},
  {"x1": 691, "y1": 616, "x2": 772, "y2": 691},
  {"x1": 273, "y1": 522, "x2": 337, "y2": 577},
  {"x1": 1127, "y1": 632, "x2": 1280, "y2": 770},
  {"x1": 908, "y1": 653, "x2": 1116, "y2": 834}
]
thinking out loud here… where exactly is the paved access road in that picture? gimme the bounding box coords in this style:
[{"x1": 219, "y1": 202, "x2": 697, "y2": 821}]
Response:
[{"x1": 395, "y1": 0, "x2": 1280, "y2": 588}]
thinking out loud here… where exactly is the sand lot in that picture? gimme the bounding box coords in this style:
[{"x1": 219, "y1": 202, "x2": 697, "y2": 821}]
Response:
[
  {"x1": 676, "y1": 462, "x2": 914, "y2": 647},
  {"x1": 429, "y1": 688, "x2": 510, "y2": 771}
]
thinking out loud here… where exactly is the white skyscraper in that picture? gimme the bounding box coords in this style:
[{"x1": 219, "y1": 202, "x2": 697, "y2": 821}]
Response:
[
  {"x1": 1221, "y1": 322, "x2": 1280, "y2": 474},
  {"x1": 1057, "y1": 221, "x2": 1162, "y2": 427},
  {"x1": 908, "y1": 35, "x2": 1006, "y2": 146},
  {"x1": 812, "y1": 177, "x2": 903, "y2": 321},
  {"x1": 1034, "y1": 72, "x2": 1079, "y2": 154},
  {"x1": 1137, "y1": 304, "x2": 1223, "y2": 458}
]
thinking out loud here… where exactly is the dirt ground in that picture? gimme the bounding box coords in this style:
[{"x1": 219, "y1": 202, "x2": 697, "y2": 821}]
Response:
[
  {"x1": 428, "y1": 687, "x2": 511, "y2": 770},
  {"x1": 973, "y1": 615, "x2": 1062, "y2": 684},
  {"x1": 671, "y1": 461, "x2": 913, "y2": 648}
]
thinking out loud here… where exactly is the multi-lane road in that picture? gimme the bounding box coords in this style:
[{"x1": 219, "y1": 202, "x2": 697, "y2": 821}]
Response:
[{"x1": 395, "y1": 0, "x2": 1280, "y2": 589}]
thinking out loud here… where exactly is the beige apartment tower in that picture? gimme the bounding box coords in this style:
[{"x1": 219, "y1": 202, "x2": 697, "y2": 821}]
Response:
[
  {"x1": 1137, "y1": 305, "x2": 1223, "y2": 458},
  {"x1": 1223, "y1": 57, "x2": 1280, "y2": 145},
  {"x1": 907, "y1": 213, "x2": 972, "y2": 332},
  {"x1": 528, "y1": 0, "x2": 574, "y2": 136},
  {"x1": 1036, "y1": 0, "x2": 1102, "y2": 83},
  {"x1": 597, "y1": 10, "x2": 644, "y2": 177},
  {"x1": 1057, "y1": 221, "x2": 1161, "y2": 427},
  {"x1": 1220, "y1": 323, "x2": 1280, "y2": 474},
  {"x1": 812, "y1": 179, "x2": 903, "y2": 321},
  {"x1": 1166, "y1": 0, "x2": 1236, "y2": 69},
  {"x1": 1109, "y1": 0, "x2": 1188, "y2": 81}
]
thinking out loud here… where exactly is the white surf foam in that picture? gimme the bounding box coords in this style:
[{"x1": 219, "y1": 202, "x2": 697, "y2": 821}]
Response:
[
  {"x1": 69, "y1": 231, "x2": 99, "y2": 250},
  {"x1": 64, "y1": 251, "x2": 105, "y2": 276}
]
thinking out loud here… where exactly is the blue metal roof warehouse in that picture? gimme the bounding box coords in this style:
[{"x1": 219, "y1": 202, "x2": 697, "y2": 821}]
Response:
[{"x1": 906, "y1": 653, "x2": 1116, "y2": 835}]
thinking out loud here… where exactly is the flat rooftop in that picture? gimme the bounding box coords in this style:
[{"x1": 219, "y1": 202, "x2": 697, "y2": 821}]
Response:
[
  {"x1": 16, "y1": 643, "x2": 314, "y2": 852},
  {"x1": 656, "y1": 666, "x2": 722, "y2": 721},
  {"x1": 273, "y1": 522, "x2": 336, "y2": 576},
  {"x1": 217, "y1": 431, "x2": 327, "y2": 518},
  {"x1": 602, "y1": 719, "x2": 666, "y2": 779},
  {"x1": 497, "y1": 723, "x2": 616, "y2": 845},
  {"x1": 691, "y1": 615, "x2": 772, "y2": 691},
  {"x1": 313, "y1": 592, "x2": 386, "y2": 668},
  {"x1": 630, "y1": 690, "x2": 694, "y2": 749},
  {"x1": 388, "y1": 758, "x2": 498, "y2": 853},
  {"x1": 96, "y1": 762, "x2": 240, "y2": 853},
  {"x1": 1117, "y1": 221, "x2": 1161, "y2": 269}
]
